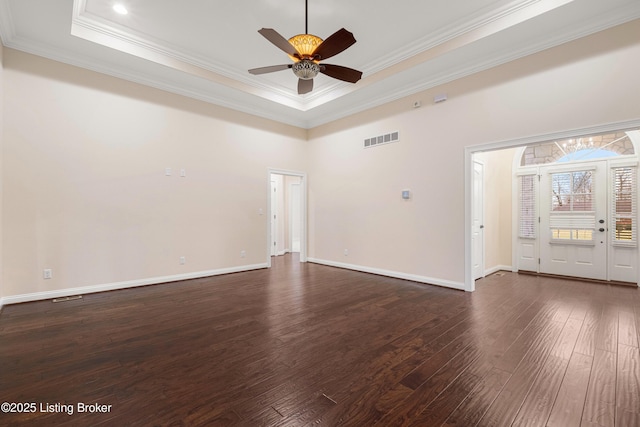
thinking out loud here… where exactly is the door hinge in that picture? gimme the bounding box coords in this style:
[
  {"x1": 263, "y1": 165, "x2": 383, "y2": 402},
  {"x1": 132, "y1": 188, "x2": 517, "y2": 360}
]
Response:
[
  {"x1": 538, "y1": 217, "x2": 541, "y2": 223},
  {"x1": 538, "y1": 258, "x2": 541, "y2": 264}
]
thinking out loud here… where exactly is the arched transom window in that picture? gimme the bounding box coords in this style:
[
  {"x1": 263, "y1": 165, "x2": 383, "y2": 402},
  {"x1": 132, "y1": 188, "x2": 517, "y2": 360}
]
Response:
[{"x1": 520, "y1": 130, "x2": 638, "y2": 166}]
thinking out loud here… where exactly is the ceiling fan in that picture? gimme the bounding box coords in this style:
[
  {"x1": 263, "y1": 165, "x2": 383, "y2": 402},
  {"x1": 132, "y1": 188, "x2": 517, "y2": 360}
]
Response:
[{"x1": 248, "y1": 0, "x2": 363, "y2": 95}]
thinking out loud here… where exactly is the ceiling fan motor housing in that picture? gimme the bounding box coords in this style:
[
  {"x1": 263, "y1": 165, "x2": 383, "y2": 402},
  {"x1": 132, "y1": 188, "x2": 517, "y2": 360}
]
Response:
[{"x1": 292, "y1": 59, "x2": 320, "y2": 80}]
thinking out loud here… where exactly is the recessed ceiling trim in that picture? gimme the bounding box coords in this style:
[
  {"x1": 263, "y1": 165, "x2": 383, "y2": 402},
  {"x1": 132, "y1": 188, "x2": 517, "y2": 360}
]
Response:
[
  {"x1": 72, "y1": 0, "x2": 308, "y2": 110},
  {"x1": 360, "y1": 0, "x2": 541, "y2": 75},
  {"x1": 304, "y1": 0, "x2": 578, "y2": 111},
  {"x1": 73, "y1": 1, "x2": 296, "y2": 97},
  {"x1": 71, "y1": 0, "x2": 576, "y2": 113}
]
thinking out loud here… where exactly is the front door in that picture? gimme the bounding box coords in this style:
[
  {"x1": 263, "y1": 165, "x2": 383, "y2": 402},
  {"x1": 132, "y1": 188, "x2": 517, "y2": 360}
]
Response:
[
  {"x1": 537, "y1": 160, "x2": 638, "y2": 282},
  {"x1": 539, "y1": 162, "x2": 607, "y2": 280}
]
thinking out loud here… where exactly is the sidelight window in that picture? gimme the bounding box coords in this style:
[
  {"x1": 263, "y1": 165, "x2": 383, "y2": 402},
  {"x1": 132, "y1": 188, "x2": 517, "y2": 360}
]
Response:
[
  {"x1": 611, "y1": 167, "x2": 637, "y2": 245},
  {"x1": 518, "y1": 175, "x2": 536, "y2": 238}
]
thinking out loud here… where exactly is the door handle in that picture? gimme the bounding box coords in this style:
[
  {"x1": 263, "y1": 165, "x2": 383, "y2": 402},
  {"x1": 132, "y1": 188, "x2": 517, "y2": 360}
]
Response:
[
  {"x1": 480, "y1": 225, "x2": 484, "y2": 229},
  {"x1": 599, "y1": 228, "x2": 605, "y2": 232}
]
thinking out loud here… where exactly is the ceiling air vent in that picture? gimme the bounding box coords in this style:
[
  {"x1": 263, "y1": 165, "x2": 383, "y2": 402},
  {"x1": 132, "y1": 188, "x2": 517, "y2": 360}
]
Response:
[{"x1": 364, "y1": 131, "x2": 399, "y2": 148}]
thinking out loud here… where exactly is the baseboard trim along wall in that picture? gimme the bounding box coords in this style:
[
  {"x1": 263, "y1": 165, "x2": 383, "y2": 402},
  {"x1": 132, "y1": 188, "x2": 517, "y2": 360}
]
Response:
[
  {"x1": 307, "y1": 258, "x2": 466, "y2": 291},
  {"x1": 1, "y1": 263, "x2": 269, "y2": 306}
]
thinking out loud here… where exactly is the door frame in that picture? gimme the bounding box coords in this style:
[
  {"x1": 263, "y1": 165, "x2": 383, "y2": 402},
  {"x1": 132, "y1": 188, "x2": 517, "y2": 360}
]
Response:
[
  {"x1": 267, "y1": 168, "x2": 308, "y2": 267},
  {"x1": 472, "y1": 158, "x2": 485, "y2": 280},
  {"x1": 464, "y1": 119, "x2": 640, "y2": 292}
]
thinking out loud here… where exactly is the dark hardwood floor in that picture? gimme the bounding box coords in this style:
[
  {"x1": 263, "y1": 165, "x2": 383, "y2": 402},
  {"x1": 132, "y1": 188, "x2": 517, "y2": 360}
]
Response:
[{"x1": 1, "y1": 254, "x2": 639, "y2": 426}]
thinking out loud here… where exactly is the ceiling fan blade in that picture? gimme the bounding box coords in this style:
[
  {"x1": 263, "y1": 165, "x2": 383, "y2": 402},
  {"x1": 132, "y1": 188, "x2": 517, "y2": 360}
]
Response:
[
  {"x1": 298, "y1": 78, "x2": 313, "y2": 95},
  {"x1": 320, "y1": 64, "x2": 362, "y2": 83},
  {"x1": 248, "y1": 64, "x2": 292, "y2": 75},
  {"x1": 258, "y1": 28, "x2": 299, "y2": 56},
  {"x1": 312, "y1": 28, "x2": 356, "y2": 60}
]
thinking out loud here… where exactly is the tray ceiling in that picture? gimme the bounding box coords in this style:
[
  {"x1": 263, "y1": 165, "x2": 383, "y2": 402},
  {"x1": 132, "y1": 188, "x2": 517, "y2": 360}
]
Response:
[{"x1": 1, "y1": 0, "x2": 639, "y2": 128}]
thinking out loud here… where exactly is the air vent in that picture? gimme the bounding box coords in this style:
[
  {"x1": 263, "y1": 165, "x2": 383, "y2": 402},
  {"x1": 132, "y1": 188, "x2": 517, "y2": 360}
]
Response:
[{"x1": 364, "y1": 131, "x2": 399, "y2": 148}]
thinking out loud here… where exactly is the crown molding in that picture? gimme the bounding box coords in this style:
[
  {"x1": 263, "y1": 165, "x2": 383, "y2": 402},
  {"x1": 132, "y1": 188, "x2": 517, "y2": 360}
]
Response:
[
  {"x1": 71, "y1": 0, "x2": 311, "y2": 110},
  {"x1": 1, "y1": 33, "x2": 309, "y2": 128},
  {"x1": 360, "y1": 0, "x2": 540, "y2": 76},
  {"x1": 69, "y1": 0, "x2": 560, "y2": 111}
]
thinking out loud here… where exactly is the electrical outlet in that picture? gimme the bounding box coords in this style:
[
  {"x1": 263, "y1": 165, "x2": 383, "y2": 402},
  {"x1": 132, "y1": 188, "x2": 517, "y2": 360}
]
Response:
[
  {"x1": 180, "y1": 168, "x2": 187, "y2": 177},
  {"x1": 43, "y1": 269, "x2": 53, "y2": 279},
  {"x1": 179, "y1": 256, "x2": 186, "y2": 265},
  {"x1": 344, "y1": 249, "x2": 349, "y2": 256},
  {"x1": 240, "y1": 250, "x2": 246, "y2": 258}
]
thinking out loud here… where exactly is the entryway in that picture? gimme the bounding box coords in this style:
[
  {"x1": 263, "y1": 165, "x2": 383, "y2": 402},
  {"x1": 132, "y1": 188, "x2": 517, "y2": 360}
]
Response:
[
  {"x1": 267, "y1": 169, "x2": 307, "y2": 266},
  {"x1": 515, "y1": 131, "x2": 640, "y2": 283},
  {"x1": 465, "y1": 122, "x2": 640, "y2": 292}
]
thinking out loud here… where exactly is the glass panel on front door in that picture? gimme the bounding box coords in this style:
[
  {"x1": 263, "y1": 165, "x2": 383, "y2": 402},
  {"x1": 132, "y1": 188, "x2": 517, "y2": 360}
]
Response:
[{"x1": 549, "y1": 170, "x2": 595, "y2": 242}]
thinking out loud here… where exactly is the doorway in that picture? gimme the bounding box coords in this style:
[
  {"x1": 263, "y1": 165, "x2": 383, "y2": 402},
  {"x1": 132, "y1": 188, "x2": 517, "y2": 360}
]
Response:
[
  {"x1": 464, "y1": 120, "x2": 640, "y2": 292},
  {"x1": 267, "y1": 169, "x2": 307, "y2": 267}
]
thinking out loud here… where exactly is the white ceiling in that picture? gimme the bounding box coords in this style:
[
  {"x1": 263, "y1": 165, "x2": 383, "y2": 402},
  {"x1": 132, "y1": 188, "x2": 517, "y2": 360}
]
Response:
[{"x1": 1, "y1": 0, "x2": 639, "y2": 128}]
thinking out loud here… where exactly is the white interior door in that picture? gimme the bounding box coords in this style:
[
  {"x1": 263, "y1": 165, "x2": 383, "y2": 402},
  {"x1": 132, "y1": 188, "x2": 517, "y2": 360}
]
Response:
[
  {"x1": 539, "y1": 162, "x2": 607, "y2": 280},
  {"x1": 290, "y1": 182, "x2": 301, "y2": 253},
  {"x1": 270, "y1": 180, "x2": 277, "y2": 256},
  {"x1": 472, "y1": 160, "x2": 485, "y2": 280}
]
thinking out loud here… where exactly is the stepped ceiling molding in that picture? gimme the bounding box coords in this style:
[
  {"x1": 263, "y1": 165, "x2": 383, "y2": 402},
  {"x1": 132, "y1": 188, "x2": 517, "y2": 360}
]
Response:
[{"x1": 1, "y1": 0, "x2": 640, "y2": 128}]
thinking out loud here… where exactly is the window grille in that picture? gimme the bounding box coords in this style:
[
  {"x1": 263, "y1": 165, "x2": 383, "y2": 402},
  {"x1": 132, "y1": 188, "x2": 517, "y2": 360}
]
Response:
[{"x1": 549, "y1": 170, "x2": 595, "y2": 242}]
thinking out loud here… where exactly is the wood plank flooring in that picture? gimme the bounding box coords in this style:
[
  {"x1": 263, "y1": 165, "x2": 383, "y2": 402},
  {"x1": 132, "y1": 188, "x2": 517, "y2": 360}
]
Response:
[{"x1": 1, "y1": 255, "x2": 639, "y2": 426}]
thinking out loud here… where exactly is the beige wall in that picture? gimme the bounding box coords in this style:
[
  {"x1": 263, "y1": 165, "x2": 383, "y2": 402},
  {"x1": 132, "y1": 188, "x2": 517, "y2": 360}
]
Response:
[
  {"x1": 307, "y1": 20, "x2": 640, "y2": 287},
  {"x1": 475, "y1": 148, "x2": 517, "y2": 274},
  {"x1": 2, "y1": 49, "x2": 307, "y2": 299}
]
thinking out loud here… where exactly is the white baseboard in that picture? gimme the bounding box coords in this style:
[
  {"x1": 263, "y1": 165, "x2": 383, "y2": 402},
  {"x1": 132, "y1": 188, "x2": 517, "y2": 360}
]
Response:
[
  {"x1": 307, "y1": 257, "x2": 466, "y2": 291},
  {"x1": 1, "y1": 263, "x2": 269, "y2": 306},
  {"x1": 484, "y1": 265, "x2": 514, "y2": 276}
]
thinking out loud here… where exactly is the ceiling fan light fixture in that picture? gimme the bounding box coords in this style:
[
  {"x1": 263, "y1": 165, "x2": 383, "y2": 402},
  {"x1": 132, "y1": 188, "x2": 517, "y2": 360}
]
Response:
[
  {"x1": 248, "y1": 0, "x2": 361, "y2": 94},
  {"x1": 287, "y1": 34, "x2": 323, "y2": 59},
  {"x1": 292, "y1": 59, "x2": 320, "y2": 80}
]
